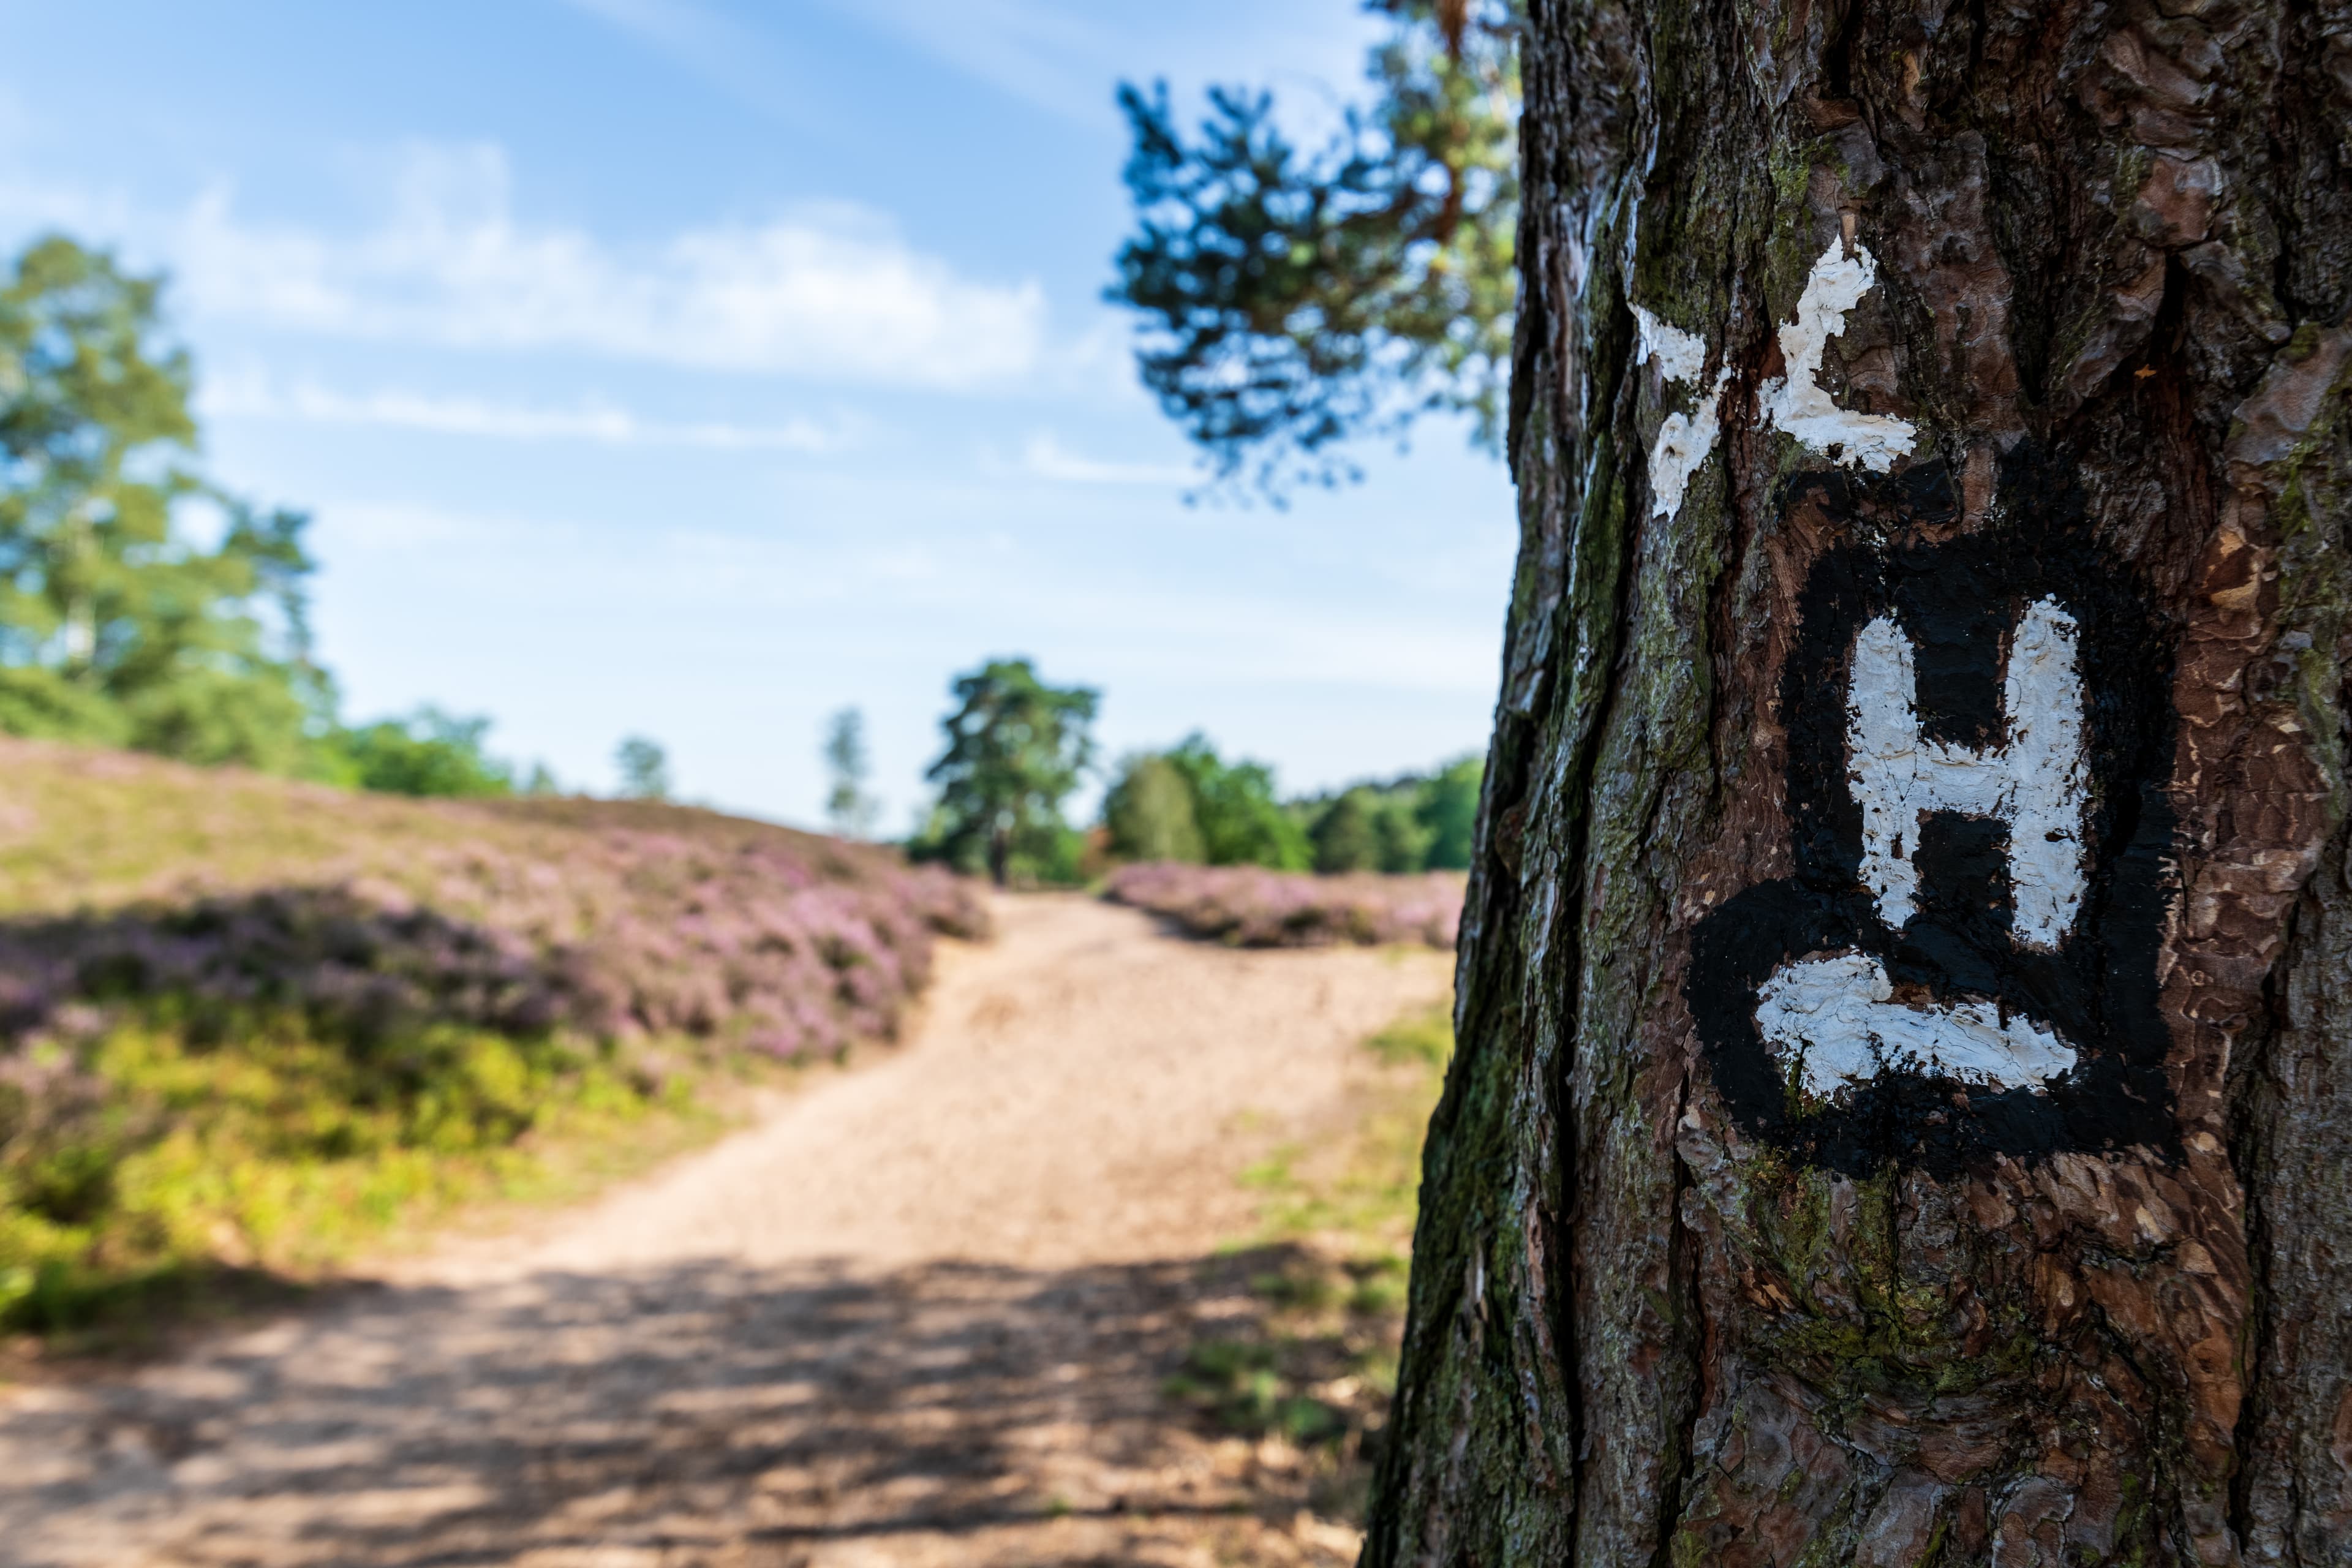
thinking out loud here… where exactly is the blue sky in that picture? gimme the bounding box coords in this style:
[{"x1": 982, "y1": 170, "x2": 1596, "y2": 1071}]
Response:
[{"x1": 0, "y1": 0, "x2": 1517, "y2": 829}]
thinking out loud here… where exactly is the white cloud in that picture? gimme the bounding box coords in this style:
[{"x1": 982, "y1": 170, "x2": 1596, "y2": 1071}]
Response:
[
  {"x1": 1007, "y1": 431, "x2": 1196, "y2": 487},
  {"x1": 201, "y1": 369, "x2": 852, "y2": 452},
  {"x1": 169, "y1": 143, "x2": 1046, "y2": 388}
]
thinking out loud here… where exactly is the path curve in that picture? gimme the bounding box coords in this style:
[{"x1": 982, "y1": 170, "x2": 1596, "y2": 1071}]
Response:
[{"x1": 0, "y1": 893, "x2": 1452, "y2": 1567}]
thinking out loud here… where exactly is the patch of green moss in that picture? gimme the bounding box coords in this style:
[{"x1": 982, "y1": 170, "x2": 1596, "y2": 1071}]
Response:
[
  {"x1": 1717, "y1": 1162, "x2": 2046, "y2": 1427},
  {"x1": 2267, "y1": 324, "x2": 2352, "y2": 811}
]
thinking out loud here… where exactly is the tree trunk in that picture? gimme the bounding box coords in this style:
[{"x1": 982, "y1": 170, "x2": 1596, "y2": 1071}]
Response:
[{"x1": 1365, "y1": 0, "x2": 2351, "y2": 1562}]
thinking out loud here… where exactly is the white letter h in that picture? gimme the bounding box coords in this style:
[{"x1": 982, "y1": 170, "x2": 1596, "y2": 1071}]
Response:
[
  {"x1": 1752, "y1": 598, "x2": 2090, "y2": 1098},
  {"x1": 1845, "y1": 598, "x2": 2089, "y2": 951}
]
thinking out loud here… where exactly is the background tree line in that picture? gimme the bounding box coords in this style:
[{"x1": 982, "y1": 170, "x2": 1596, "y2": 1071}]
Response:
[
  {"x1": 898, "y1": 655, "x2": 1478, "y2": 886},
  {"x1": 1105, "y1": 737, "x2": 1479, "y2": 875}
]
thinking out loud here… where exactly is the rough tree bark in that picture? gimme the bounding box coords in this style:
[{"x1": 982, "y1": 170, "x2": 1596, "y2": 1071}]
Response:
[{"x1": 1365, "y1": 0, "x2": 2351, "y2": 1562}]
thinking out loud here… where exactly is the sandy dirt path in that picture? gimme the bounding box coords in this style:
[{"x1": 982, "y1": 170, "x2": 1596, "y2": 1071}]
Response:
[{"x1": 0, "y1": 893, "x2": 1452, "y2": 1567}]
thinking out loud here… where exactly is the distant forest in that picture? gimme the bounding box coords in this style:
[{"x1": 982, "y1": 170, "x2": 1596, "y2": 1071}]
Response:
[
  {"x1": 895, "y1": 657, "x2": 1477, "y2": 886},
  {"x1": 1102, "y1": 737, "x2": 1479, "y2": 875}
]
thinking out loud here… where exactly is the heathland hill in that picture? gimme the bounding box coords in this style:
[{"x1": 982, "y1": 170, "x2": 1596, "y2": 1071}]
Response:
[{"x1": 0, "y1": 739, "x2": 983, "y2": 1334}]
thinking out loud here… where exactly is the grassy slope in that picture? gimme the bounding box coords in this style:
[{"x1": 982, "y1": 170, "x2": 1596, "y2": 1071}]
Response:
[
  {"x1": 1162, "y1": 1001, "x2": 1455, "y2": 1523},
  {"x1": 0, "y1": 738, "x2": 973, "y2": 1344},
  {"x1": 0, "y1": 737, "x2": 895, "y2": 917}
]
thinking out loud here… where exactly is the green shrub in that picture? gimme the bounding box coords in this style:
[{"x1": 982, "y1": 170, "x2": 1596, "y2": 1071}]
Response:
[
  {"x1": 335, "y1": 709, "x2": 515, "y2": 798},
  {"x1": 0, "y1": 1008, "x2": 664, "y2": 1333}
]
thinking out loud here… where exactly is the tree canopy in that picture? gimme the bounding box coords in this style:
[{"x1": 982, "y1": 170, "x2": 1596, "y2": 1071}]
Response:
[
  {"x1": 1110, "y1": 1, "x2": 1520, "y2": 491},
  {"x1": 0, "y1": 235, "x2": 330, "y2": 772},
  {"x1": 1301, "y1": 762, "x2": 1482, "y2": 873},
  {"x1": 615, "y1": 736, "x2": 671, "y2": 801},
  {"x1": 1414, "y1": 753, "x2": 1482, "y2": 869},
  {"x1": 1102, "y1": 752, "x2": 1207, "y2": 864},
  {"x1": 1159, "y1": 734, "x2": 1313, "y2": 869},
  {"x1": 915, "y1": 658, "x2": 1098, "y2": 886},
  {"x1": 0, "y1": 233, "x2": 611, "y2": 802}
]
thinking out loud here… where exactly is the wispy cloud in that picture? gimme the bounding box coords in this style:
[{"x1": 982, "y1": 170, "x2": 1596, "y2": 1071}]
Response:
[
  {"x1": 202, "y1": 369, "x2": 853, "y2": 452},
  {"x1": 554, "y1": 0, "x2": 837, "y2": 130},
  {"x1": 165, "y1": 143, "x2": 1046, "y2": 388},
  {"x1": 806, "y1": 0, "x2": 1380, "y2": 132},
  {"x1": 814, "y1": 0, "x2": 1121, "y2": 124},
  {"x1": 1007, "y1": 431, "x2": 1195, "y2": 487}
]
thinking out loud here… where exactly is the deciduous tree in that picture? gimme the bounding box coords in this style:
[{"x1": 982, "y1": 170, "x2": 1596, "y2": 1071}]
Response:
[
  {"x1": 1311, "y1": 785, "x2": 1390, "y2": 872},
  {"x1": 0, "y1": 235, "x2": 326, "y2": 771},
  {"x1": 1161, "y1": 733, "x2": 1313, "y2": 869},
  {"x1": 615, "y1": 736, "x2": 670, "y2": 801},
  {"x1": 823, "y1": 706, "x2": 881, "y2": 839},
  {"x1": 1415, "y1": 753, "x2": 1483, "y2": 869},
  {"x1": 1103, "y1": 752, "x2": 1208, "y2": 863}
]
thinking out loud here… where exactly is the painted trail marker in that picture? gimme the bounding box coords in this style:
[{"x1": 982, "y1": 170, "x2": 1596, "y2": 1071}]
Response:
[
  {"x1": 1849, "y1": 598, "x2": 2088, "y2": 954},
  {"x1": 1687, "y1": 472, "x2": 2179, "y2": 1174}
]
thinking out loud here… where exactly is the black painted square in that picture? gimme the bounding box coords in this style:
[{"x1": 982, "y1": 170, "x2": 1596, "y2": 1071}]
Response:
[{"x1": 1684, "y1": 462, "x2": 2180, "y2": 1176}]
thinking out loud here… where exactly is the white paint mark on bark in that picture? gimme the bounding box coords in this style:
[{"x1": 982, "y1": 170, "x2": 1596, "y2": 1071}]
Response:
[
  {"x1": 1632, "y1": 303, "x2": 1708, "y2": 384},
  {"x1": 1848, "y1": 598, "x2": 2089, "y2": 949},
  {"x1": 1757, "y1": 951, "x2": 2077, "y2": 1096},
  {"x1": 1758, "y1": 239, "x2": 1918, "y2": 472},
  {"x1": 1630, "y1": 303, "x2": 1731, "y2": 519},
  {"x1": 1646, "y1": 370, "x2": 1733, "y2": 521}
]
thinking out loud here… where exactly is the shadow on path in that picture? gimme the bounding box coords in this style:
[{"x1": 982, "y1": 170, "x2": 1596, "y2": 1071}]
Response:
[{"x1": 0, "y1": 1247, "x2": 1341, "y2": 1567}]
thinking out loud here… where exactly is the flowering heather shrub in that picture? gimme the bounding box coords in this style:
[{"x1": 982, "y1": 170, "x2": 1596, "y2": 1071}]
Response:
[
  {"x1": 1104, "y1": 862, "x2": 1466, "y2": 949},
  {"x1": 0, "y1": 758, "x2": 990, "y2": 1069},
  {"x1": 0, "y1": 742, "x2": 992, "y2": 1332},
  {"x1": 0, "y1": 819, "x2": 987, "y2": 1066}
]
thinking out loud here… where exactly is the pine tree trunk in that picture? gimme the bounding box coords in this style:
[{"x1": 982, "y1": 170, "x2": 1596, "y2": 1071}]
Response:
[{"x1": 1365, "y1": 0, "x2": 2352, "y2": 1562}]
